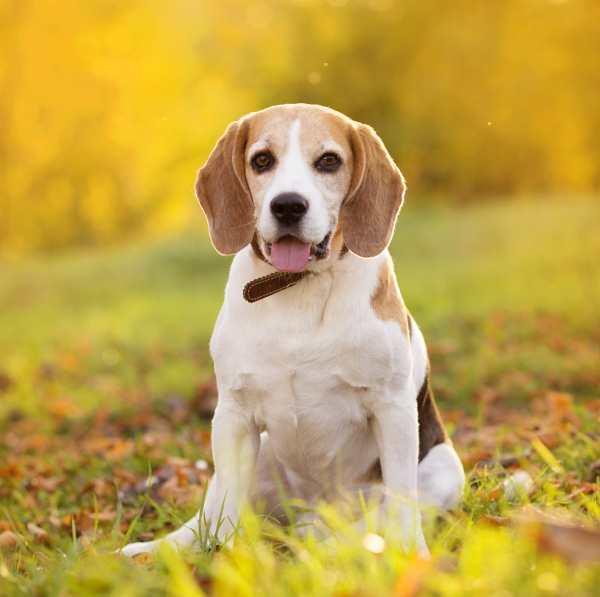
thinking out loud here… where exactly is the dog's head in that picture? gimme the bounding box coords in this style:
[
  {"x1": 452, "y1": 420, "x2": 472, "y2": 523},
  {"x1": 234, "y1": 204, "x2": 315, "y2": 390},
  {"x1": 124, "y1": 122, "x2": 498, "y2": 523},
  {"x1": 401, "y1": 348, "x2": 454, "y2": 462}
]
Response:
[{"x1": 195, "y1": 104, "x2": 405, "y2": 272}]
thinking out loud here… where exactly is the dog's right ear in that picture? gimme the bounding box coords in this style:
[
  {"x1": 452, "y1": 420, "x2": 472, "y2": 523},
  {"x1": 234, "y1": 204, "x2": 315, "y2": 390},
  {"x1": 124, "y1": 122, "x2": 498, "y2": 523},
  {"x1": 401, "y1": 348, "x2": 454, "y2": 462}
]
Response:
[{"x1": 195, "y1": 119, "x2": 255, "y2": 255}]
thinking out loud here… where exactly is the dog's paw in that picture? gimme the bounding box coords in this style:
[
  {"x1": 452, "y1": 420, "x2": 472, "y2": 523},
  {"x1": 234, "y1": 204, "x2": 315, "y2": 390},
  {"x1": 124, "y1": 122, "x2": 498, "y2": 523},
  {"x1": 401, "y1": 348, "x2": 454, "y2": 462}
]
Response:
[
  {"x1": 116, "y1": 539, "x2": 162, "y2": 558},
  {"x1": 414, "y1": 535, "x2": 431, "y2": 560}
]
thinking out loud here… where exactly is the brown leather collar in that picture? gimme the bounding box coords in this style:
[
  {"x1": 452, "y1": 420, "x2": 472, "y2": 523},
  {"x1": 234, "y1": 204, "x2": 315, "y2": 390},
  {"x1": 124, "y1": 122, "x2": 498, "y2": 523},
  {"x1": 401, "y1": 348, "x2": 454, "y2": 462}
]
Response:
[{"x1": 243, "y1": 235, "x2": 349, "y2": 303}]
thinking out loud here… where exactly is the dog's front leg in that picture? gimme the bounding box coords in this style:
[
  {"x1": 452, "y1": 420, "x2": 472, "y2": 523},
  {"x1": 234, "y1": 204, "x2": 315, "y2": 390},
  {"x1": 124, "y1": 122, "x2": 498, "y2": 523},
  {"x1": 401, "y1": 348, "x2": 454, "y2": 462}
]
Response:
[
  {"x1": 370, "y1": 388, "x2": 430, "y2": 558},
  {"x1": 209, "y1": 397, "x2": 260, "y2": 545}
]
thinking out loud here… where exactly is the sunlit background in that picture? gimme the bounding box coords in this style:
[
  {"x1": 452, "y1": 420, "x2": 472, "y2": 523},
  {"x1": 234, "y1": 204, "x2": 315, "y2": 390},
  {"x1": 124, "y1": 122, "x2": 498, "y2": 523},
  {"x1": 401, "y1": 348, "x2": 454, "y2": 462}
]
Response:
[
  {"x1": 2, "y1": 5, "x2": 600, "y2": 590},
  {"x1": 1, "y1": 0, "x2": 599, "y2": 253},
  {"x1": 1, "y1": 0, "x2": 599, "y2": 418}
]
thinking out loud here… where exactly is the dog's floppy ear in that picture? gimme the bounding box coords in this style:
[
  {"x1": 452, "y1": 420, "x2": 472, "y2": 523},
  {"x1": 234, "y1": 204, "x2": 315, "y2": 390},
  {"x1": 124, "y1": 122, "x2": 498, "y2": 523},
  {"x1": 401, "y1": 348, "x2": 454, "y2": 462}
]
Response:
[
  {"x1": 341, "y1": 123, "x2": 406, "y2": 258},
  {"x1": 195, "y1": 119, "x2": 254, "y2": 255}
]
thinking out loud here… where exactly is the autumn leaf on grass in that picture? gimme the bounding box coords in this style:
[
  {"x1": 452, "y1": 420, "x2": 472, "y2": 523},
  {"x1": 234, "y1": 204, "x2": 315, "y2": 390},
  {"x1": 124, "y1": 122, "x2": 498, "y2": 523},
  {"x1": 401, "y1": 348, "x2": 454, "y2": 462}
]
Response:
[
  {"x1": 482, "y1": 514, "x2": 509, "y2": 527},
  {"x1": 393, "y1": 557, "x2": 431, "y2": 597},
  {"x1": 459, "y1": 450, "x2": 493, "y2": 467},
  {"x1": 82, "y1": 437, "x2": 135, "y2": 461},
  {"x1": 587, "y1": 459, "x2": 600, "y2": 483},
  {"x1": 0, "y1": 530, "x2": 24, "y2": 548},
  {"x1": 63, "y1": 509, "x2": 117, "y2": 534},
  {"x1": 519, "y1": 507, "x2": 600, "y2": 564},
  {"x1": 546, "y1": 391, "x2": 580, "y2": 431},
  {"x1": 27, "y1": 523, "x2": 49, "y2": 545},
  {"x1": 132, "y1": 552, "x2": 155, "y2": 567},
  {"x1": 58, "y1": 352, "x2": 80, "y2": 373},
  {"x1": 48, "y1": 397, "x2": 80, "y2": 419},
  {"x1": 35, "y1": 476, "x2": 66, "y2": 492}
]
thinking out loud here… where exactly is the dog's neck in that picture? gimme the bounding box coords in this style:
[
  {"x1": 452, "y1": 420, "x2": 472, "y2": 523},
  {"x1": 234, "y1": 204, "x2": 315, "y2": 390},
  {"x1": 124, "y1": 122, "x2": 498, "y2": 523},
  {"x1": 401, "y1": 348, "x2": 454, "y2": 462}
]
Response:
[{"x1": 243, "y1": 234, "x2": 349, "y2": 303}]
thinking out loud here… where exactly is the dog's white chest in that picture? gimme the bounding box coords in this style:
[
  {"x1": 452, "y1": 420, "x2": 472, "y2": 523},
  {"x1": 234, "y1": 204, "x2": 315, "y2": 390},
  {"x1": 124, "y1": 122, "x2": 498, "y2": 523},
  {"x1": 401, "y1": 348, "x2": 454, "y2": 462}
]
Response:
[
  {"x1": 210, "y1": 277, "x2": 406, "y2": 487},
  {"x1": 218, "y1": 325, "x2": 381, "y2": 484}
]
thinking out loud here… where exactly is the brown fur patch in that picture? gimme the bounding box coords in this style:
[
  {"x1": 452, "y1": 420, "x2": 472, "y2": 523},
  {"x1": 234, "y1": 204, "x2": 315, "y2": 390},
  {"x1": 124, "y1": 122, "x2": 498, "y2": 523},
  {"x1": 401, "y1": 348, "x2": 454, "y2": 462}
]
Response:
[
  {"x1": 371, "y1": 258, "x2": 409, "y2": 339},
  {"x1": 342, "y1": 123, "x2": 405, "y2": 258},
  {"x1": 195, "y1": 120, "x2": 255, "y2": 255},
  {"x1": 415, "y1": 364, "x2": 450, "y2": 462}
]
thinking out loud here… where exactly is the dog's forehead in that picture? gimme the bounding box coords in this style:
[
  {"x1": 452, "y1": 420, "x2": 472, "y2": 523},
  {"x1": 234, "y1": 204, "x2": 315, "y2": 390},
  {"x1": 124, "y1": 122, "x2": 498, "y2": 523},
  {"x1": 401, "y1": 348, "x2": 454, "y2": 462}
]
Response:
[{"x1": 245, "y1": 105, "x2": 353, "y2": 156}]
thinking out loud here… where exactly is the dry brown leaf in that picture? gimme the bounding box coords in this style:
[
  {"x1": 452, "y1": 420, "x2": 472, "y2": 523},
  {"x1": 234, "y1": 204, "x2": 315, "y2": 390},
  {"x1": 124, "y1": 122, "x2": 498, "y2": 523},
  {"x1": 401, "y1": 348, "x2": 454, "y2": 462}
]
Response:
[
  {"x1": 49, "y1": 397, "x2": 78, "y2": 418},
  {"x1": 165, "y1": 455, "x2": 192, "y2": 468},
  {"x1": 393, "y1": 557, "x2": 431, "y2": 597},
  {"x1": 482, "y1": 514, "x2": 509, "y2": 526},
  {"x1": 36, "y1": 476, "x2": 66, "y2": 492},
  {"x1": 191, "y1": 379, "x2": 219, "y2": 417},
  {"x1": 0, "y1": 370, "x2": 12, "y2": 393},
  {"x1": 137, "y1": 532, "x2": 154, "y2": 542},
  {"x1": 132, "y1": 552, "x2": 155, "y2": 567},
  {"x1": 35, "y1": 550, "x2": 52, "y2": 563},
  {"x1": 587, "y1": 459, "x2": 600, "y2": 482},
  {"x1": 546, "y1": 391, "x2": 580, "y2": 430},
  {"x1": 536, "y1": 431, "x2": 559, "y2": 448},
  {"x1": 176, "y1": 466, "x2": 189, "y2": 487},
  {"x1": 0, "y1": 530, "x2": 19, "y2": 547},
  {"x1": 157, "y1": 475, "x2": 179, "y2": 498},
  {"x1": 49, "y1": 515, "x2": 62, "y2": 528},
  {"x1": 519, "y1": 508, "x2": 600, "y2": 564},
  {"x1": 564, "y1": 483, "x2": 597, "y2": 501},
  {"x1": 63, "y1": 510, "x2": 117, "y2": 533},
  {"x1": 459, "y1": 450, "x2": 493, "y2": 467},
  {"x1": 58, "y1": 352, "x2": 80, "y2": 373},
  {"x1": 27, "y1": 523, "x2": 50, "y2": 545}
]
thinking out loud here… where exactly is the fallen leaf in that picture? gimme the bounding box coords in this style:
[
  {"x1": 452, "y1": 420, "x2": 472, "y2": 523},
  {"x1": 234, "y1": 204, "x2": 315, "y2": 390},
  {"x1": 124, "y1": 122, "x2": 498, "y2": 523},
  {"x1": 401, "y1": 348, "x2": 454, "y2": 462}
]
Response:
[
  {"x1": 546, "y1": 391, "x2": 580, "y2": 430},
  {"x1": 587, "y1": 459, "x2": 600, "y2": 482},
  {"x1": 35, "y1": 550, "x2": 52, "y2": 563},
  {"x1": 483, "y1": 514, "x2": 509, "y2": 526},
  {"x1": 27, "y1": 523, "x2": 50, "y2": 545},
  {"x1": 137, "y1": 533, "x2": 154, "y2": 542},
  {"x1": 393, "y1": 557, "x2": 431, "y2": 597},
  {"x1": 563, "y1": 483, "x2": 597, "y2": 501},
  {"x1": 0, "y1": 370, "x2": 12, "y2": 393},
  {"x1": 49, "y1": 516, "x2": 62, "y2": 528},
  {"x1": 459, "y1": 450, "x2": 493, "y2": 467},
  {"x1": 58, "y1": 352, "x2": 80, "y2": 373},
  {"x1": 132, "y1": 553, "x2": 154, "y2": 567},
  {"x1": 49, "y1": 397, "x2": 78, "y2": 418},
  {"x1": 519, "y1": 507, "x2": 600, "y2": 564},
  {"x1": 36, "y1": 476, "x2": 66, "y2": 492},
  {"x1": 190, "y1": 379, "x2": 218, "y2": 417},
  {"x1": 0, "y1": 530, "x2": 19, "y2": 547}
]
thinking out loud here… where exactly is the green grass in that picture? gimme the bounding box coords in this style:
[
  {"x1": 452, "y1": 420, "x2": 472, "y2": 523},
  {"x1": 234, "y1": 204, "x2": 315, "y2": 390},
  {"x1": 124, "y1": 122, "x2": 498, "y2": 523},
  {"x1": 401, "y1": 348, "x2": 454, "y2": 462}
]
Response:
[{"x1": 1, "y1": 196, "x2": 600, "y2": 596}]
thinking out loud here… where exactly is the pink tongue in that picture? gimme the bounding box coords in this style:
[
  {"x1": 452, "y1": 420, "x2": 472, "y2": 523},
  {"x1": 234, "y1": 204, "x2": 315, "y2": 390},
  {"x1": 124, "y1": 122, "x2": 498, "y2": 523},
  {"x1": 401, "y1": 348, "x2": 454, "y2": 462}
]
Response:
[{"x1": 270, "y1": 237, "x2": 311, "y2": 272}]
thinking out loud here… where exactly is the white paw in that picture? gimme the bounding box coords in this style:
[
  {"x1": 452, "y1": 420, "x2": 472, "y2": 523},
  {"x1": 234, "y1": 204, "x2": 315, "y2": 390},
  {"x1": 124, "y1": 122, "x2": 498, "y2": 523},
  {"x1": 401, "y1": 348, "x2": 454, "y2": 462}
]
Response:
[
  {"x1": 415, "y1": 535, "x2": 431, "y2": 560},
  {"x1": 117, "y1": 539, "x2": 162, "y2": 558}
]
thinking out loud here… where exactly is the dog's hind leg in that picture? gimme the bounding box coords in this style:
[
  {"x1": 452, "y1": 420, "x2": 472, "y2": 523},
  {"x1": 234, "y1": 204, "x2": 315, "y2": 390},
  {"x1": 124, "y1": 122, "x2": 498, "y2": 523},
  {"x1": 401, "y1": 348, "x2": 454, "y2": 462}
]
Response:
[
  {"x1": 417, "y1": 443, "x2": 465, "y2": 511},
  {"x1": 118, "y1": 472, "x2": 218, "y2": 557}
]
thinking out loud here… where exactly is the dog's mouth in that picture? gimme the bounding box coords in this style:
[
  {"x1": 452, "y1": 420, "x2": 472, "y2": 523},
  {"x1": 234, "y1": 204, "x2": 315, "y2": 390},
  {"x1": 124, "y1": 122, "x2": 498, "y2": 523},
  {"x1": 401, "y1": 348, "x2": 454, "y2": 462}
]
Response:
[{"x1": 266, "y1": 233, "x2": 331, "y2": 273}]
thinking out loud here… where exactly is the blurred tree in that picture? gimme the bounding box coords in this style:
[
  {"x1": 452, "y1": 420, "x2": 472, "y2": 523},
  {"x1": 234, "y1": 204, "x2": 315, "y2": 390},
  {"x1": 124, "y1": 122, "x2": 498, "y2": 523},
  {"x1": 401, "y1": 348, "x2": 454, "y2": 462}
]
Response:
[{"x1": 0, "y1": 0, "x2": 598, "y2": 253}]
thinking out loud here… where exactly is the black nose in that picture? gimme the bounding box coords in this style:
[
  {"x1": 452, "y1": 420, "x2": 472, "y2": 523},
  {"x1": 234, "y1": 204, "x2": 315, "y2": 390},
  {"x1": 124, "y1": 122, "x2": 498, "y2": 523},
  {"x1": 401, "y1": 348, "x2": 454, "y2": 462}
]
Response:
[{"x1": 270, "y1": 193, "x2": 308, "y2": 226}]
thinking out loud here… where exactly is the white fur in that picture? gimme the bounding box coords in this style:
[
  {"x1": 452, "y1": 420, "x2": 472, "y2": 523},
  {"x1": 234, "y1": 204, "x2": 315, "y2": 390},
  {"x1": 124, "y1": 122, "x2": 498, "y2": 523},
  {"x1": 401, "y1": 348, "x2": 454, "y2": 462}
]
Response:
[{"x1": 119, "y1": 113, "x2": 465, "y2": 559}]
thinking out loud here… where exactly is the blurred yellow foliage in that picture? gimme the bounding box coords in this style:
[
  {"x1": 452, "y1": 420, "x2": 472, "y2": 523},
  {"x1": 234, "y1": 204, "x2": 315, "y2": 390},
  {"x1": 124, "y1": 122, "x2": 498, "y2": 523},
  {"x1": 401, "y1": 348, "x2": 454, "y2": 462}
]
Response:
[{"x1": 0, "y1": 0, "x2": 599, "y2": 253}]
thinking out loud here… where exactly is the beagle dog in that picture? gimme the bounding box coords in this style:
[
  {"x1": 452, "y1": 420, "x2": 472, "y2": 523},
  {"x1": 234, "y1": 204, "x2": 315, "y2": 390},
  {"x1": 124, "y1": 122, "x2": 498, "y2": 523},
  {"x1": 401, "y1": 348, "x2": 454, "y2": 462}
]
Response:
[{"x1": 120, "y1": 104, "x2": 465, "y2": 558}]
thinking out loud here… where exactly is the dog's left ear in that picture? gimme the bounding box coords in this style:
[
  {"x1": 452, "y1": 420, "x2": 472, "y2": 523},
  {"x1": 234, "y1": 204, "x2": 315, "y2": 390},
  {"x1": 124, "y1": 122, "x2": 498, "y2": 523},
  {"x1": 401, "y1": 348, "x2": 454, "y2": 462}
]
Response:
[
  {"x1": 341, "y1": 123, "x2": 406, "y2": 258},
  {"x1": 195, "y1": 119, "x2": 254, "y2": 255}
]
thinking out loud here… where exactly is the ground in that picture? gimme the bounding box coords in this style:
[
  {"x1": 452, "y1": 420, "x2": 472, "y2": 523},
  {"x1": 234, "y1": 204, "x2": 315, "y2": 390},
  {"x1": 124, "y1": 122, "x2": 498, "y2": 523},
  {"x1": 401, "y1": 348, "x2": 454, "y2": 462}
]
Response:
[{"x1": 1, "y1": 197, "x2": 600, "y2": 596}]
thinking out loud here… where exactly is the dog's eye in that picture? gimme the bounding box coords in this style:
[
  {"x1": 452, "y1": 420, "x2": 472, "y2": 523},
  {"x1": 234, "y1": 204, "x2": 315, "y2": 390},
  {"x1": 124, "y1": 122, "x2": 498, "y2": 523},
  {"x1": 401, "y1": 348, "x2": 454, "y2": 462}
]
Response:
[
  {"x1": 316, "y1": 154, "x2": 340, "y2": 171},
  {"x1": 253, "y1": 153, "x2": 272, "y2": 171}
]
